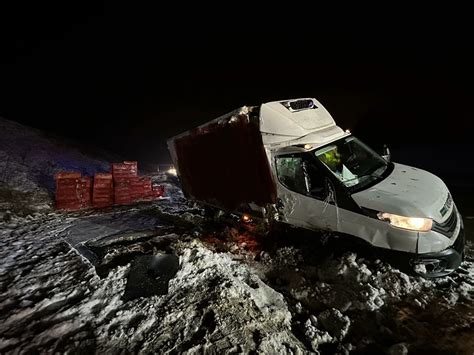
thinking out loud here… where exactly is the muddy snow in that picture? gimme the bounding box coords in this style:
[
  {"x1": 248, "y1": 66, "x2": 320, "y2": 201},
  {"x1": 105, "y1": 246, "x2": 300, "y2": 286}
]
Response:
[{"x1": 1, "y1": 190, "x2": 473, "y2": 354}]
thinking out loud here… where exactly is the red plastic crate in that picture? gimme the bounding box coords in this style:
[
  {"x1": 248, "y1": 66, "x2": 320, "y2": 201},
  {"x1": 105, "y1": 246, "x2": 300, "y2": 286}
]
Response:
[
  {"x1": 55, "y1": 174, "x2": 91, "y2": 211},
  {"x1": 152, "y1": 185, "x2": 165, "y2": 197},
  {"x1": 111, "y1": 161, "x2": 138, "y2": 180},
  {"x1": 123, "y1": 161, "x2": 138, "y2": 169},
  {"x1": 56, "y1": 177, "x2": 80, "y2": 186},
  {"x1": 92, "y1": 173, "x2": 114, "y2": 208},
  {"x1": 79, "y1": 177, "x2": 92, "y2": 206},
  {"x1": 54, "y1": 172, "x2": 82, "y2": 180},
  {"x1": 114, "y1": 197, "x2": 134, "y2": 205},
  {"x1": 95, "y1": 173, "x2": 113, "y2": 179}
]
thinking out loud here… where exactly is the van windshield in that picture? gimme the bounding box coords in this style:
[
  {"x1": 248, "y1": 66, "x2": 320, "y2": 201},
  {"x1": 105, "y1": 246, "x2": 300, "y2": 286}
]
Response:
[{"x1": 314, "y1": 136, "x2": 389, "y2": 192}]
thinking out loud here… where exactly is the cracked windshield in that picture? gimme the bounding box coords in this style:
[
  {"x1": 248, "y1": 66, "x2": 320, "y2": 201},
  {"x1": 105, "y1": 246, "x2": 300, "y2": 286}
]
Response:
[{"x1": 315, "y1": 136, "x2": 388, "y2": 190}]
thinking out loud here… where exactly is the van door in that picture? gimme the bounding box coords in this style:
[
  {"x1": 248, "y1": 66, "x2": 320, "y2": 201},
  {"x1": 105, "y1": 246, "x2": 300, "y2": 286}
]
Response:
[{"x1": 274, "y1": 153, "x2": 338, "y2": 231}]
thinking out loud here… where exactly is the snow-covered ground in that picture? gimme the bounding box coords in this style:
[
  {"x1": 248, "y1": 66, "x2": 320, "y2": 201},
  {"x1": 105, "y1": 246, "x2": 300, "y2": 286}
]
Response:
[
  {"x1": 1, "y1": 118, "x2": 473, "y2": 353},
  {"x1": 1, "y1": 190, "x2": 473, "y2": 354}
]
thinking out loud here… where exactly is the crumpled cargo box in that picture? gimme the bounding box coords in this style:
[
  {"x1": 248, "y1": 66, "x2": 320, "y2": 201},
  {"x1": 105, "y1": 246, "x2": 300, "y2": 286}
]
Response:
[{"x1": 167, "y1": 108, "x2": 276, "y2": 210}]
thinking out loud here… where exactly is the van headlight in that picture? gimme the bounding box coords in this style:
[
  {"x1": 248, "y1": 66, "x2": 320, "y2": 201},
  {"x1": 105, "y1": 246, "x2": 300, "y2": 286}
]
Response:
[{"x1": 377, "y1": 212, "x2": 433, "y2": 232}]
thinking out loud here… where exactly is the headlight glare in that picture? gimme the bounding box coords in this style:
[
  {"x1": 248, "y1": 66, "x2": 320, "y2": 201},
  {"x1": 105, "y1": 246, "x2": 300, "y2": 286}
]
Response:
[{"x1": 377, "y1": 212, "x2": 432, "y2": 232}]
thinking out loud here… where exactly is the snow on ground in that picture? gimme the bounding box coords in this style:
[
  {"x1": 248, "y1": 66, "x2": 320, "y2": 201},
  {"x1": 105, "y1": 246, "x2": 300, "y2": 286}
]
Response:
[
  {"x1": 0, "y1": 117, "x2": 115, "y2": 214},
  {"x1": 0, "y1": 207, "x2": 307, "y2": 353},
  {"x1": 1, "y1": 190, "x2": 473, "y2": 354},
  {"x1": 251, "y1": 243, "x2": 474, "y2": 353}
]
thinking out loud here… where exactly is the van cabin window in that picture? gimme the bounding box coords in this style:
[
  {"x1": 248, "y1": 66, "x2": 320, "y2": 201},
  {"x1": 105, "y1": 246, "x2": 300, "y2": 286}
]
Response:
[
  {"x1": 275, "y1": 155, "x2": 326, "y2": 199},
  {"x1": 315, "y1": 136, "x2": 388, "y2": 192},
  {"x1": 275, "y1": 156, "x2": 306, "y2": 194}
]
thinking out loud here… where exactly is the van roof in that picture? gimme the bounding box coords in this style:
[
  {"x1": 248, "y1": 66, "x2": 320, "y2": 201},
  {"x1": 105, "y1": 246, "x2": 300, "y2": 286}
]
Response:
[{"x1": 260, "y1": 98, "x2": 345, "y2": 147}]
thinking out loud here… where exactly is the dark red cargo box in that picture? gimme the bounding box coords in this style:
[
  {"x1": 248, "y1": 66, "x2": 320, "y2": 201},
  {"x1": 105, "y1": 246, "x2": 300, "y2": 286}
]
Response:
[{"x1": 167, "y1": 109, "x2": 276, "y2": 210}]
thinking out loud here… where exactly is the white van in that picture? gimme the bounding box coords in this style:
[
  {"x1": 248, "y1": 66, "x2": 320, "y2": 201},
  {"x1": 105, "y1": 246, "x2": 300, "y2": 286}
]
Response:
[{"x1": 168, "y1": 98, "x2": 465, "y2": 277}]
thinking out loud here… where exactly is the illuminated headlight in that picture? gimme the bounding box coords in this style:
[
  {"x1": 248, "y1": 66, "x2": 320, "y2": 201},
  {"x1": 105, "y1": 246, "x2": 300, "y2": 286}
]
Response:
[
  {"x1": 167, "y1": 167, "x2": 177, "y2": 175},
  {"x1": 377, "y1": 212, "x2": 432, "y2": 232}
]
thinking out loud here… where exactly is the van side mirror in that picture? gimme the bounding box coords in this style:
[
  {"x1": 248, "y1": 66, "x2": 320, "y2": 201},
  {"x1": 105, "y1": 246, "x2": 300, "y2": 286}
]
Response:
[{"x1": 382, "y1": 144, "x2": 391, "y2": 162}]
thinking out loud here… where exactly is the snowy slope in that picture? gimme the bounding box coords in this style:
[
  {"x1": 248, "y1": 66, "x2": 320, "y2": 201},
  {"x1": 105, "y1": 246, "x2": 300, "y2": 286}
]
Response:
[{"x1": 0, "y1": 117, "x2": 116, "y2": 212}]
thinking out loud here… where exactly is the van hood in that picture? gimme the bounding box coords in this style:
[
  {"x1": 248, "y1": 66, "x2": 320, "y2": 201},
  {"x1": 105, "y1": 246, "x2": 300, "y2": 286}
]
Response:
[{"x1": 351, "y1": 163, "x2": 451, "y2": 223}]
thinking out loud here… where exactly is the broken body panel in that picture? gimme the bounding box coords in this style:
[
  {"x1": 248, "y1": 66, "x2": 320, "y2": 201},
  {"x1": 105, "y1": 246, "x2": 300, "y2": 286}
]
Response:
[{"x1": 168, "y1": 98, "x2": 464, "y2": 277}]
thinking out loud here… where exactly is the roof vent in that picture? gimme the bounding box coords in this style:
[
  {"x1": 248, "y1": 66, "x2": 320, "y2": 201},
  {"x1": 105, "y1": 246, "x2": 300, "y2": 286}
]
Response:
[{"x1": 281, "y1": 99, "x2": 317, "y2": 112}]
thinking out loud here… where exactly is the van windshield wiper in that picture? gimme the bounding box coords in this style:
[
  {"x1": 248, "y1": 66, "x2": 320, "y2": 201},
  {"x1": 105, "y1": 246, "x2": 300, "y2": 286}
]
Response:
[
  {"x1": 343, "y1": 174, "x2": 377, "y2": 184},
  {"x1": 344, "y1": 167, "x2": 390, "y2": 192},
  {"x1": 343, "y1": 171, "x2": 385, "y2": 189}
]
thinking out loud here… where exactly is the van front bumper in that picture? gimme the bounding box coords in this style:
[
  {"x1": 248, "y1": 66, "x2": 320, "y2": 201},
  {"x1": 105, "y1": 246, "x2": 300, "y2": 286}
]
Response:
[{"x1": 411, "y1": 222, "x2": 465, "y2": 278}]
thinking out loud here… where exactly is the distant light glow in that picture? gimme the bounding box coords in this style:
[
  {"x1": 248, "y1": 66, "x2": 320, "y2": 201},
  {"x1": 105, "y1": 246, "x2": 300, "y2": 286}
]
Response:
[
  {"x1": 167, "y1": 167, "x2": 177, "y2": 175},
  {"x1": 345, "y1": 129, "x2": 351, "y2": 133},
  {"x1": 241, "y1": 214, "x2": 252, "y2": 223}
]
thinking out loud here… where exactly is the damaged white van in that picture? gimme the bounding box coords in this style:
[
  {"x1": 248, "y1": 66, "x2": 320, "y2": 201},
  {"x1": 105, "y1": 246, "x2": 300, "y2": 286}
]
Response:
[{"x1": 168, "y1": 98, "x2": 465, "y2": 277}]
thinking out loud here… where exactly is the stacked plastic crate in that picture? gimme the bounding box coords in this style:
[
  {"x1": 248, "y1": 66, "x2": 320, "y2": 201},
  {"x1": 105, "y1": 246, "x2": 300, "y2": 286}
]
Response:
[
  {"x1": 152, "y1": 183, "x2": 165, "y2": 198},
  {"x1": 92, "y1": 173, "x2": 114, "y2": 208},
  {"x1": 54, "y1": 172, "x2": 91, "y2": 210},
  {"x1": 141, "y1": 176, "x2": 153, "y2": 201},
  {"x1": 54, "y1": 161, "x2": 165, "y2": 211},
  {"x1": 112, "y1": 161, "x2": 139, "y2": 205},
  {"x1": 128, "y1": 177, "x2": 144, "y2": 202}
]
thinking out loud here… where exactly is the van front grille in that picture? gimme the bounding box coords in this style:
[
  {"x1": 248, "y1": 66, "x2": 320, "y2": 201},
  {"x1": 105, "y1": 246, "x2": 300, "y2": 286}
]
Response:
[{"x1": 432, "y1": 207, "x2": 458, "y2": 238}]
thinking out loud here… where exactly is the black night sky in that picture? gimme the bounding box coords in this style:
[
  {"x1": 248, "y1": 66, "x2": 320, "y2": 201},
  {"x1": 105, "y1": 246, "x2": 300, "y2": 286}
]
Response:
[{"x1": 1, "y1": 4, "x2": 473, "y2": 192}]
